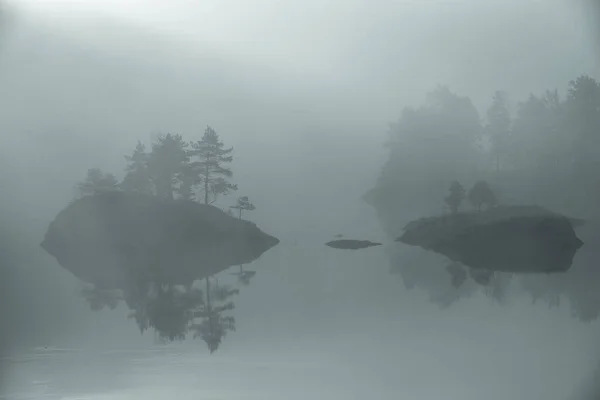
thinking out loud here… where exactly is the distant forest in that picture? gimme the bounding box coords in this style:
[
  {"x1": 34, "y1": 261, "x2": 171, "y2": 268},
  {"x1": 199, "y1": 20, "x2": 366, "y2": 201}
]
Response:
[
  {"x1": 366, "y1": 74, "x2": 600, "y2": 319},
  {"x1": 79, "y1": 74, "x2": 600, "y2": 225},
  {"x1": 367, "y1": 74, "x2": 600, "y2": 234}
]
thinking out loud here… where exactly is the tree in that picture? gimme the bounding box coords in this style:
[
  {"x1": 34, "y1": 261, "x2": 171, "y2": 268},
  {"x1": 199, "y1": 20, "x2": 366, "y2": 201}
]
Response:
[
  {"x1": 124, "y1": 281, "x2": 205, "y2": 341},
  {"x1": 486, "y1": 91, "x2": 511, "y2": 172},
  {"x1": 468, "y1": 180, "x2": 496, "y2": 211},
  {"x1": 230, "y1": 196, "x2": 256, "y2": 219},
  {"x1": 121, "y1": 141, "x2": 153, "y2": 195},
  {"x1": 234, "y1": 270, "x2": 256, "y2": 286},
  {"x1": 446, "y1": 262, "x2": 467, "y2": 288},
  {"x1": 444, "y1": 181, "x2": 465, "y2": 214},
  {"x1": 189, "y1": 126, "x2": 238, "y2": 205},
  {"x1": 145, "y1": 284, "x2": 204, "y2": 342},
  {"x1": 369, "y1": 86, "x2": 482, "y2": 221},
  {"x1": 364, "y1": 86, "x2": 482, "y2": 311},
  {"x1": 76, "y1": 168, "x2": 119, "y2": 197},
  {"x1": 147, "y1": 134, "x2": 190, "y2": 200},
  {"x1": 175, "y1": 163, "x2": 197, "y2": 201},
  {"x1": 191, "y1": 278, "x2": 238, "y2": 353},
  {"x1": 565, "y1": 75, "x2": 600, "y2": 207},
  {"x1": 511, "y1": 90, "x2": 565, "y2": 171},
  {"x1": 80, "y1": 285, "x2": 120, "y2": 311},
  {"x1": 230, "y1": 195, "x2": 257, "y2": 278},
  {"x1": 483, "y1": 273, "x2": 512, "y2": 305},
  {"x1": 566, "y1": 75, "x2": 600, "y2": 151}
]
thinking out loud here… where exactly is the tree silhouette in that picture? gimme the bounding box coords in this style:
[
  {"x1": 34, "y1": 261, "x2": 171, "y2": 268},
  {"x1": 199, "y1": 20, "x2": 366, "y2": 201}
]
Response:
[
  {"x1": 189, "y1": 126, "x2": 238, "y2": 205},
  {"x1": 145, "y1": 284, "x2": 205, "y2": 342},
  {"x1": 191, "y1": 277, "x2": 238, "y2": 353},
  {"x1": 230, "y1": 195, "x2": 257, "y2": 281},
  {"x1": 444, "y1": 181, "x2": 465, "y2": 214},
  {"x1": 147, "y1": 134, "x2": 190, "y2": 200},
  {"x1": 486, "y1": 91, "x2": 512, "y2": 172},
  {"x1": 483, "y1": 273, "x2": 512, "y2": 304},
  {"x1": 469, "y1": 269, "x2": 493, "y2": 286},
  {"x1": 566, "y1": 75, "x2": 600, "y2": 150},
  {"x1": 467, "y1": 181, "x2": 496, "y2": 211},
  {"x1": 80, "y1": 285, "x2": 120, "y2": 311},
  {"x1": 76, "y1": 168, "x2": 119, "y2": 197},
  {"x1": 123, "y1": 280, "x2": 206, "y2": 341},
  {"x1": 565, "y1": 75, "x2": 600, "y2": 209},
  {"x1": 366, "y1": 75, "x2": 600, "y2": 316},
  {"x1": 230, "y1": 196, "x2": 256, "y2": 219},
  {"x1": 121, "y1": 141, "x2": 153, "y2": 195},
  {"x1": 445, "y1": 262, "x2": 467, "y2": 288},
  {"x1": 510, "y1": 90, "x2": 564, "y2": 171},
  {"x1": 234, "y1": 270, "x2": 256, "y2": 286},
  {"x1": 367, "y1": 85, "x2": 481, "y2": 226},
  {"x1": 175, "y1": 163, "x2": 197, "y2": 201}
]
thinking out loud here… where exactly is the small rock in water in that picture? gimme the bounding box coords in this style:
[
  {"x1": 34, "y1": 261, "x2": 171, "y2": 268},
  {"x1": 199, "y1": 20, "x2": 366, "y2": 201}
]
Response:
[{"x1": 325, "y1": 239, "x2": 382, "y2": 250}]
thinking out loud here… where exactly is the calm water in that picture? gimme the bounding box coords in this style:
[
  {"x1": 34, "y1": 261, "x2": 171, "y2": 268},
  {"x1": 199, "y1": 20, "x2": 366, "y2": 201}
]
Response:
[
  {"x1": 3, "y1": 242, "x2": 600, "y2": 399},
  {"x1": 3, "y1": 317, "x2": 598, "y2": 400},
  {"x1": 2, "y1": 345, "x2": 394, "y2": 400}
]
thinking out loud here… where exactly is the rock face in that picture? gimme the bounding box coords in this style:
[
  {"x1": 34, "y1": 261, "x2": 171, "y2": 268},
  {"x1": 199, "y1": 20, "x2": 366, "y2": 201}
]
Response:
[
  {"x1": 396, "y1": 205, "x2": 584, "y2": 273},
  {"x1": 41, "y1": 191, "x2": 279, "y2": 289}
]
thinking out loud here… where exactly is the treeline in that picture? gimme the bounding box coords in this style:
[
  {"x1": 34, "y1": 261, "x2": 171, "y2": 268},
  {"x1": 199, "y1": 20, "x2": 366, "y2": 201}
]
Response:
[
  {"x1": 369, "y1": 74, "x2": 600, "y2": 232},
  {"x1": 75, "y1": 126, "x2": 255, "y2": 216},
  {"x1": 369, "y1": 73, "x2": 600, "y2": 317},
  {"x1": 444, "y1": 180, "x2": 496, "y2": 214}
]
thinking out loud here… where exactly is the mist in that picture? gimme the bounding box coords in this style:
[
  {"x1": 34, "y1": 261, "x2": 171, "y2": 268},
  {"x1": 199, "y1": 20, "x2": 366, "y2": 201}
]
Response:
[{"x1": 1, "y1": 0, "x2": 599, "y2": 399}]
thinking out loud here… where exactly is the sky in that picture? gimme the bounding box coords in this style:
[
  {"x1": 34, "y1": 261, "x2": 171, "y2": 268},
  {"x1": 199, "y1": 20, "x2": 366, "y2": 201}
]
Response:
[
  {"x1": 12, "y1": 0, "x2": 598, "y2": 109},
  {"x1": 0, "y1": 0, "x2": 600, "y2": 399},
  {"x1": 2, "y1": 0, "x2": 595, "y2": 222}
]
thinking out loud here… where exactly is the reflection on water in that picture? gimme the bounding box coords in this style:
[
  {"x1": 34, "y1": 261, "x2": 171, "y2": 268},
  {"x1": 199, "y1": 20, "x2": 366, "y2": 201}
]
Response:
[
  {"x1": 42, "y1": 191, "x2": 280, "y2": 354},
  {"x1": 81, "y1": 274, "x2": 243, "y2": 353}
]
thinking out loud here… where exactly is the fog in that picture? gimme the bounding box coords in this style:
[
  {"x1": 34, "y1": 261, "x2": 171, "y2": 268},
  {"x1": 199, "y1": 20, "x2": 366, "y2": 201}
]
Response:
[{"x1": 1, "y1": 0, "x2": 599, "y2": 399}]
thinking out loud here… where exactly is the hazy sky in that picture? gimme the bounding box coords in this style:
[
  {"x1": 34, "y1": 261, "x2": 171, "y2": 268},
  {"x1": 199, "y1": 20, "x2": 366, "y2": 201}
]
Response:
[
  {"x1": 13, "y1": 0, "x2": 598, "y2": 109},
  {"x1": 2, "y1": 0, "x2": 596, "y2": 228},
  {"x1": 1, "y1": 1, "x2": 600, "y2": 399}
]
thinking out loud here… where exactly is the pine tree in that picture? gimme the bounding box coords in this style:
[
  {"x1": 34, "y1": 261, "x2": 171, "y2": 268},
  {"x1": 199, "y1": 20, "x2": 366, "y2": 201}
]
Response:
[
  {"x1": 76, "y1": 168, "x2": 119, "y2": 197},
  {"x1": 147, "y1": 134, "x2": 190, "y2": 200},
  {"x1": 191, "y1": 278, "x2": 238, "y2": 353},
  {"x1": 121, "y1": 141, "x2": 153, "y2": 195},
  {"x1": 468, "y1": 180, "x2": 497, "y2": 211},
  {"x1": 486, "y1": 91, "x2": 512, "y2": 172},
  {"x1": 444, "y1": 181, "x2": 465, "y2": 214},
  {"x1": 175, "y1": 163, "x2": 197, "y2": 201},
  {"x1": 230, "y1": 195, "x2": 256, "y2": 219},
  {"x1": 189, "y1": 126, "x2": 238, "y2": 205}
]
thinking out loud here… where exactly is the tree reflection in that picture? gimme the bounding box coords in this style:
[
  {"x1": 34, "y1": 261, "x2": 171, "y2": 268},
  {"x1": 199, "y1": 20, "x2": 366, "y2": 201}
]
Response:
[
  {"x1": 482, "y1": 272, "x2": 512, "y2": 305},
  {"x1": 146, "y1": 284, "x2": 203, "y2": 341},
  {"x1": 191, "y1": 277, "x2": 238, "y2": 352},
  {"x1": 80, "y1": 267, "x2": 248, "y2": 353},
  {"x1": 80, "y1": 285, "x2": 120, "y2": 311},
  {"x1": 232, "y1": 268, "x2": 257, "y2": 286}
]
